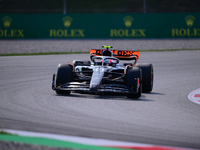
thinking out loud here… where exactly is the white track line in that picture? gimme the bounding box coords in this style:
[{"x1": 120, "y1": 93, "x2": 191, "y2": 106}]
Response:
[{"x1": 188, "y1": 88, "x2": 200, "y2": 105}]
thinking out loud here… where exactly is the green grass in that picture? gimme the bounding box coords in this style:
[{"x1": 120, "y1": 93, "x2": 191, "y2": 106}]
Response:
[
  {"x1": 0, "y1": 134, "x2": 131, "y2": 150},
  {"x1": 0, "y1": 130, "x2": 12, "y2": 135},
  {"x1": 0, "y1": 49, "x2": 200, "y2": 57}
]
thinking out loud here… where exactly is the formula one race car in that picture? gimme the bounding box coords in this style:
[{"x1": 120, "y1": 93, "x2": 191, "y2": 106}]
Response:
[{"x1": 52, "y1": 46, "x2": 153, "y2": 98}]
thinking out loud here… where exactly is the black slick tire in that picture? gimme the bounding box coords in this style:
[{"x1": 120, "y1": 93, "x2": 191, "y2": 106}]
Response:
[
  {"x1": 126, "y1": 67, "x2": 142, "y2": 99},
  {"x1": 56, "y1": 64, "x2": 72, "y2": 94},
  {"x1": 135, "y1": 63, "x2": 153, "y2": 93}
]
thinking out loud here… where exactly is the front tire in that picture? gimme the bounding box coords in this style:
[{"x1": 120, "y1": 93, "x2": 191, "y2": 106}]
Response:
[
  {"x1": 126, "y1": 67, "x2": 142, "y2": 99},
  {"x1": 56, "y1": 64, "x2": 72, "y2": 94}
]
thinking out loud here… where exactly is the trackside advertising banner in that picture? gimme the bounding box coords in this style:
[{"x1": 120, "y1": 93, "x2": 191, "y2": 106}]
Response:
[{"x1": 0, "y1": 13, "x2": 200, "y2": 39}]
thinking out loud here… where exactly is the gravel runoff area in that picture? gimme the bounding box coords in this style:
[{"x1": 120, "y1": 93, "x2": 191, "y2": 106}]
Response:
[{"x1": 0, "y1": 39, "x2": 200, "y2": 54}]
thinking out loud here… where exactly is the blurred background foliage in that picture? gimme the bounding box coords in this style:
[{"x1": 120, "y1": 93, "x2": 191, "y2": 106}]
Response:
[{"x1": 0, "y1": 0, "x2": 200, "y2": 14}]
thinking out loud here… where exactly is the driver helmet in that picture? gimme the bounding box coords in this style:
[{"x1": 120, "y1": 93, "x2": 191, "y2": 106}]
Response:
[{"x1": 104, "y1": 59, "x2": 116, "y2": 66}]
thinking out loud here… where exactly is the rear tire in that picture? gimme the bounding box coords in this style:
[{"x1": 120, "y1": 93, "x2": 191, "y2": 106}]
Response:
[
  {"x1": 135, "y1": 63, "x2": 153, "y2": 93},
  {"x1": 56, "y1": 64, "x2": 72, "y2": 95},
  {"x1": 126, "y1": 67, "x2": 142, "y2": 99}
]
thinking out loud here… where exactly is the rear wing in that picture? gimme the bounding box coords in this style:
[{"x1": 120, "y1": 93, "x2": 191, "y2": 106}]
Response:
[{"x1": 90, "y1": 49, "x2": 140, "y2": 60}]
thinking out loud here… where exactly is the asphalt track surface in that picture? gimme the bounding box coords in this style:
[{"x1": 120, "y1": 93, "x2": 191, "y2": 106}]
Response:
[{"x1": 1, "y1": 50, "x2": 200, "y2": 149}]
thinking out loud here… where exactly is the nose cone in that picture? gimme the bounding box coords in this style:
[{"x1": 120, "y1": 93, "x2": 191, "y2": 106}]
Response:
[
  {"x1": 90, "y1": 85, "x2": 98, "y2": 92},
  {"x1": 89, "y1": 66, "x2": 106, "y2": 92}
]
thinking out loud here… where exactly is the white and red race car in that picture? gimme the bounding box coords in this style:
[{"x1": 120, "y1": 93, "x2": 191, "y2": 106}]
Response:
[{"x1": 52, "y1": 45, "x2": 153, "y2": 98}]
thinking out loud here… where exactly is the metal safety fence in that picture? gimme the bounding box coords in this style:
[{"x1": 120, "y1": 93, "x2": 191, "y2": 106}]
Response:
[{"x1": 0, "y1": 0, "x2": 200, "y2": 14}]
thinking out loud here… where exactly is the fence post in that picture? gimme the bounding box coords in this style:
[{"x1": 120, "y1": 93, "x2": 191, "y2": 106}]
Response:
[
  {"x1": 63, "y1": 0, "x2": 66, "y2": 14},
  {"x1": 143, "y1": 0, "x2": 146, "y2": 13}
]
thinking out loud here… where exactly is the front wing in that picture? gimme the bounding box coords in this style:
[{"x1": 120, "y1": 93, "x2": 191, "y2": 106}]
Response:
[{"x1": 52, "y1": 81, "x2": 140, "y2": 94}]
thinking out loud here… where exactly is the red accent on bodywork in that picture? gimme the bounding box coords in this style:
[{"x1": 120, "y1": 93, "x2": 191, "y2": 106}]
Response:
[
  {"x1": 69, "y1": 62, "x2": 75, "y2": 71},
  {"x1": 124, "y1": 65, "x2": 131, "y2": 74}
]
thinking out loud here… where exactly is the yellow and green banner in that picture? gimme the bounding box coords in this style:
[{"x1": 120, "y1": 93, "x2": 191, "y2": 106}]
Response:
[{"x1": 0, "y1": 13, "x2": 200, "y2": 39}]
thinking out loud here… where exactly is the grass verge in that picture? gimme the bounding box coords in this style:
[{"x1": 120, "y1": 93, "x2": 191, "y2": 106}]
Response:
[
  {"x1": 0, "y1": 129, "x2": 12, "y2": 135},
  {"x1": 0, "y1": 134, "x2": 130, "y2": 150}
]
